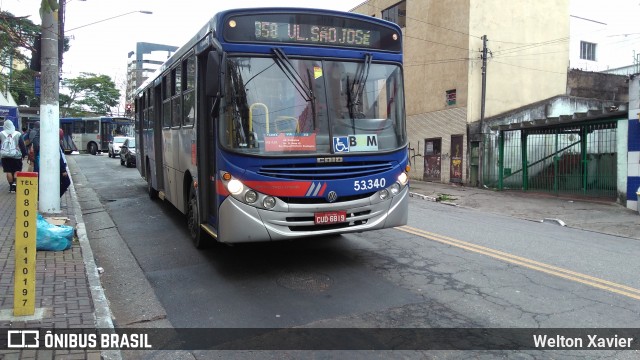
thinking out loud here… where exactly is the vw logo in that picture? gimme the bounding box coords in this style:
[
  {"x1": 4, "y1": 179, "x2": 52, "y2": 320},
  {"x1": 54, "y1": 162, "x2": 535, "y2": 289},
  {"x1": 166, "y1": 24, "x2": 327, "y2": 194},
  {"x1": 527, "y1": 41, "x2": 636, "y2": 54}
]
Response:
[{"x1": 327, "y1": 191, "x2": 338, "y2": 203}]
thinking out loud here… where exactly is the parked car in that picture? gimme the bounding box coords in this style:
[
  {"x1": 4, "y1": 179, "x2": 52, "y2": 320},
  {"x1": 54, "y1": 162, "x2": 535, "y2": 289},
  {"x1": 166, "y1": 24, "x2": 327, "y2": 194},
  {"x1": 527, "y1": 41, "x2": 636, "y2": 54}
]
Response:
[
  {"x1": 108, "y1": 136, "x2": 128, "y2": 158},
  {"x1": 119, "y1": 138, "x2": 136, "y2": 168}
]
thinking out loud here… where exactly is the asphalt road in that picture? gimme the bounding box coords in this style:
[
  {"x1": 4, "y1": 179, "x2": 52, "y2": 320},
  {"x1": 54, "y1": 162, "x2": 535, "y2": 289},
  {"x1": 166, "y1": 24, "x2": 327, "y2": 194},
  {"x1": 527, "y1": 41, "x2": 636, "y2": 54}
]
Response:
[{"x1": 70, "y1": 153, "x2": 640, "y2": 358}]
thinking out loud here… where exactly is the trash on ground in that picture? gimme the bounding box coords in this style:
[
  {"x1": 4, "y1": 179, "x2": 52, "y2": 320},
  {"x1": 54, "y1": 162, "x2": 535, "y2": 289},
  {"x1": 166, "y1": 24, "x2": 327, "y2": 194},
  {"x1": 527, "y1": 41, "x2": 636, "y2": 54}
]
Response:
[
  {"x1": 44, "y1": 216, "x2": 70, "y2": 226},
  {"x1": 36, "y1": 214, "x2": 74, "y2": 251}
]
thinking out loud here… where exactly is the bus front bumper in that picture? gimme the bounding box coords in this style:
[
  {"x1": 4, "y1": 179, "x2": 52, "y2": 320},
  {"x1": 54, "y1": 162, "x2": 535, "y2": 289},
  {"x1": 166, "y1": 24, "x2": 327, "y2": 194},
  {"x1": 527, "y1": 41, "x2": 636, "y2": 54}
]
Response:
[{"x1": 217, "y1": 186, "x2": 408, "y2": 243}]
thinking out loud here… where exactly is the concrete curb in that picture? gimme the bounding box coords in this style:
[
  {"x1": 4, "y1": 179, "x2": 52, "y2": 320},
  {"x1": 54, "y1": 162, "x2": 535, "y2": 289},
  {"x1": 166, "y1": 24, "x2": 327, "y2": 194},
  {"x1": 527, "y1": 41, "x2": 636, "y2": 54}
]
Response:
[
  {"x1": 409, "y1": 192, "x2": 437, "y2": 202},
  {"x1": 542, "y1": 218, "x2": 567, "y2": 226},
  {"x1": 69, "y1": 169, "x2": 122, "y2": 360}
]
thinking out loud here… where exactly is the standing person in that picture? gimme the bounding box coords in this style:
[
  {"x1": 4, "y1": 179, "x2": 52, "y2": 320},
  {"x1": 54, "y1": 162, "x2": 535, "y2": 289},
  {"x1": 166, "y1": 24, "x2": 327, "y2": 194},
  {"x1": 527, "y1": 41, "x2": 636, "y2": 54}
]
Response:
[
  {"x1": 29, "y1": 121, "x2": 41, "y2": 172},
  {"x1": 59, "y1": 128, "x2": 71, "y2": 197},
  {"x1": 21, "y1": 126, "x2": 35, "y2": 171},
  {"x1": 21, "y1": 126, "x2": 29, "y2": 144},
  {"x1": 0, "y1": 120, "x2": 27, "y2": 192}
]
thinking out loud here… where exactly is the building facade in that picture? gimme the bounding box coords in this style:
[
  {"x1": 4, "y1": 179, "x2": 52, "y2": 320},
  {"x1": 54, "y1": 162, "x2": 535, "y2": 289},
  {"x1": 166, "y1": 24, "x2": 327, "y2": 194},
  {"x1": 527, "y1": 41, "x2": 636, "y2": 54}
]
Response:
[
  {"x1": 351, "y1": 0, "x2": 570, "y2": 184},
  {"x1": 125, "y1": 42, "x2": 177, "y2": 112}
]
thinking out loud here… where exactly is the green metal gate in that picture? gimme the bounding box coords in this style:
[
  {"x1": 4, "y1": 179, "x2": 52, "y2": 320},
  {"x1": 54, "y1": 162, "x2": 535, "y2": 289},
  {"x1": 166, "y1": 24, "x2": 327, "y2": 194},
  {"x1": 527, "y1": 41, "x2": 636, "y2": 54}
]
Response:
[{"x1": 486, "y1": 120, "x2": 617, "y2": 198}]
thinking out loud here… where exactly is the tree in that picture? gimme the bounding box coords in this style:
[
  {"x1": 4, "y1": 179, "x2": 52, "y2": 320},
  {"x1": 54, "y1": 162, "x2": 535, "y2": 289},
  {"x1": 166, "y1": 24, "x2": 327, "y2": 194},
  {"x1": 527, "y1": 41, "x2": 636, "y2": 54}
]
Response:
[
  {"x1": 0, "y1": 11, "x2": 40, "y2": 101},
  {"x1": 0, "y1": 11, "x2": 39, "y2": 67},
  {"x1": 1, "y1": 10, "x2": 70, "y2": 106},
  {"x1": 61, "y1": 72, "x2": 121, "y2": 116},
  {"x1": 8, "y1": 68, "x2": 38, "y2": 106}
]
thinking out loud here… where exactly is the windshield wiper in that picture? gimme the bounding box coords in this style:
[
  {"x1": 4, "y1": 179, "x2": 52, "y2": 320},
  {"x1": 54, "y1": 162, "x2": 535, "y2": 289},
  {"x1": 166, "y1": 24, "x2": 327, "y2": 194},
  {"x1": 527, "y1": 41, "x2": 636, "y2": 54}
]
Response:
[
  {"x1": 273, "y1": 48, "x2": 314, "y2": 102},
  {"x1": 272, "y1": 48, "x2": 316, "y2": 130},
  {"x1": 228, "y1": 62, "x2": 249, "y2": 146},
  {"x1": 347, "y1": 53, "x2": 373, "y2": 120}
]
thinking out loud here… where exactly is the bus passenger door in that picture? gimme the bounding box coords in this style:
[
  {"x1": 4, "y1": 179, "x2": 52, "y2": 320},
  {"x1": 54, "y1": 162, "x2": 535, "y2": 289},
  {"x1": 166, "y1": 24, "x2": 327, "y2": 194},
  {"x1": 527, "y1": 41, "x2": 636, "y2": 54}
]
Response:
[
  {"x1": 100, "y1": 120, "x2": 112, "y2": 151},
  {"x1": 153, "y1": 85, "x2": 165, "y2": 192},
  {"x1": 197, "y1": 50, "x2": 218, "y2": 231}
]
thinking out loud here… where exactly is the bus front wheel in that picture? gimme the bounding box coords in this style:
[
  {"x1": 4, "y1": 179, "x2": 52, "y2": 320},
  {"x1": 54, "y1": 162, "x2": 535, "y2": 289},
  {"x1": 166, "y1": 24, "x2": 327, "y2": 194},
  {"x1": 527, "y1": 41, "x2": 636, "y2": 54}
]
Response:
[
  {"x1": 88, "y1": 143, "x2": 97, "y2": 155},
  {"x1": 187, "y1": 184, "x2": 207, "y2": 249}
]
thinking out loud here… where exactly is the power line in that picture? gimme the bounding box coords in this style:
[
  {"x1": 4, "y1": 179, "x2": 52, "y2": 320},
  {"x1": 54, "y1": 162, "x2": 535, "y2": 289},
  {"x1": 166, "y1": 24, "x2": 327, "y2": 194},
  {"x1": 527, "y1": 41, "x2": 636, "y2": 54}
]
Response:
[
  {"x1": 492, "y1": 37, "x2": 570, "y2": 56},
  {"x1": 492, "y1": 50, "x2": 568, "y2": 60},
  {"x1": 403, "y1": 34, "x2": 476, "y2": 52},
  {"x1": 356, "y1": 2, "x2": 482, "y2": 39},
  {"x1": 492, "y1": 60, "x2": 567, "y2": 75},
  {"x1": 405, "y1": 57, "x2": 474, "y2": 67}
]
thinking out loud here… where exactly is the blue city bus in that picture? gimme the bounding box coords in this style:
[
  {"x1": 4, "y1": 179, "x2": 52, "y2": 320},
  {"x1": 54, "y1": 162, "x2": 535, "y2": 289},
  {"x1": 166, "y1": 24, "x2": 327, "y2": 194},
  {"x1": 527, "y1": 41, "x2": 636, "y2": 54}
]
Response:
[{"x1": 134, "y1": 7, "x2": 408, "y2": 247}]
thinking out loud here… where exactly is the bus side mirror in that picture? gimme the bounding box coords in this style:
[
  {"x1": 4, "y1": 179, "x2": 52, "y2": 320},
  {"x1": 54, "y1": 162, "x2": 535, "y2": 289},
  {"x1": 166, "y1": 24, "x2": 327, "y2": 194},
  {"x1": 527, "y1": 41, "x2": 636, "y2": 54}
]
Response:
[{"x1": 206, "y1": 51, "x2": 220, "y2": 98}]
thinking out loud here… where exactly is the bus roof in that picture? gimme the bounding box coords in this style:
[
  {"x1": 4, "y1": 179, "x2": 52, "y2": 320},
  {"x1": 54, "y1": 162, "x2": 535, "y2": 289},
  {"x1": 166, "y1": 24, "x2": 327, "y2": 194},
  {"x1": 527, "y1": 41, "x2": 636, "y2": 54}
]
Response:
[{"x1": 135, "y1": 7, "x2": 402, "y2": 96}]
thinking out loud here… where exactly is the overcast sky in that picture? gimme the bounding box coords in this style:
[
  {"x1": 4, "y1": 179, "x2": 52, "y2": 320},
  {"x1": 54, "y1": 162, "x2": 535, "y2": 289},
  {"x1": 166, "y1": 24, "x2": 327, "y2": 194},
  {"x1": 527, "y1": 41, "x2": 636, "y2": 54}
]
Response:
[
  {"x1": 1, "y1": 0, "x2": 365, "y2": 83},
  {"x1": 1, "y1": 0, "x2": 639, "y2": 81}
]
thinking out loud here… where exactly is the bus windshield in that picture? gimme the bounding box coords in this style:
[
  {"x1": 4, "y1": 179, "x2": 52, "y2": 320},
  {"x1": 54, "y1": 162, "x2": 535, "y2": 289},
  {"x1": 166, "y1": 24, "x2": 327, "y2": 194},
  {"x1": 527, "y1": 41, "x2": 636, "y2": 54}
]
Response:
[{"x1": 220, "y1": 56, "x2": 405, "y2": 155}]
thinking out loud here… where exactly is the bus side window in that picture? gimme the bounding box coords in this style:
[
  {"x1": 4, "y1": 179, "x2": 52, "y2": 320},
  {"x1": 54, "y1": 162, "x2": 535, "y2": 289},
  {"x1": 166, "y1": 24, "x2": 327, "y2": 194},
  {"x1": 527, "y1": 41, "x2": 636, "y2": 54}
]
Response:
[
  {"x1": 86, "y1": 120, "x2": 99, "y2": 134},
  {"x1": 182, "y1": 56, "x2": 195, "y2": 127},
  {"x1": 162, "y1": 76, "x2": 171, "y2": 128},
  {"x1": 74, "y1": 120, "x2": 85, "y2": 134}
]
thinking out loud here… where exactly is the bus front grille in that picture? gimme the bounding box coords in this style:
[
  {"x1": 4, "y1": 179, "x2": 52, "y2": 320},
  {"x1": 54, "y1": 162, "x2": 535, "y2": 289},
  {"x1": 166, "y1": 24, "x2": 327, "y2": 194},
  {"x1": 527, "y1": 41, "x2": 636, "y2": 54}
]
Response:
[
  {"x1": 281, "y1": 192, "x2": 375, "y2": 204},
  {"x1": 258, "y1": 161, "x2": 394, "y2": 180}
]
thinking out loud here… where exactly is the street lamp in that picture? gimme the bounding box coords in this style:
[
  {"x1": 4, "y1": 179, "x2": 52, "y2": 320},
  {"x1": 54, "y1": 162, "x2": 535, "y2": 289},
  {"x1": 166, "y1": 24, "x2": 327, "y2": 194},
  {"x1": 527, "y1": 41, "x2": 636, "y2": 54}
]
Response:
[{"x1": 66, "y1": 10, "x2": 153, "y2": 32}]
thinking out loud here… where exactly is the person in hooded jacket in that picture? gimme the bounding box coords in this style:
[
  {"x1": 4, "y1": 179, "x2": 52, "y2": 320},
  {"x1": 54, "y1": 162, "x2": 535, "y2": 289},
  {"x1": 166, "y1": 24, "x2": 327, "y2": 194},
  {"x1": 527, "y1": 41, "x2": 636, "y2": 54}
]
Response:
[{"x1": 0, "y1": 120, "x2": 27, "y2": 192}]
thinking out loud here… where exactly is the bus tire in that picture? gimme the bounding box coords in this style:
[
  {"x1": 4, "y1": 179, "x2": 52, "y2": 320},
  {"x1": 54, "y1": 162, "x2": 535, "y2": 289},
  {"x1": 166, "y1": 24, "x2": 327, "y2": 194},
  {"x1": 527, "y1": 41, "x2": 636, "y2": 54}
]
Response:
[
  {"x1": 187, "y1": 183, "x2": 207, "y2": 249},
  {"x1": 147, "y1": 163, "x2": 158, "y2": 200},
  {"x1": 88, "y1": 143, "x2": 97, "y2": 155}
]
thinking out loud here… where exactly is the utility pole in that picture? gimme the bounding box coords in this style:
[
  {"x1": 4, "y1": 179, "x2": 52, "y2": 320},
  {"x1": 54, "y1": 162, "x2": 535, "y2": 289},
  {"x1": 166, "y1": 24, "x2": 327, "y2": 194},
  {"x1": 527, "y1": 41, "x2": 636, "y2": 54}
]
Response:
[
  {"x1": 480, "y1": 35, "x2": 487, "y2": 128},
  {"x1": 479, "y1": 35, "x2": 488, "y2": 187},
  {"x1": 40, "y1": 1, "x2": 61, "y2": 213}
]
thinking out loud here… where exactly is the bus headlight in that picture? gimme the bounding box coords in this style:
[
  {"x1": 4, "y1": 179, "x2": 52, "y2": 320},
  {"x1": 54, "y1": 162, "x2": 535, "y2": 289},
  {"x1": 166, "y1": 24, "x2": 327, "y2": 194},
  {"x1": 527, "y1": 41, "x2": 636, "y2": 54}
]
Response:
[
  {"x1": 379, "y1": 189, "x2": 389, "y2": 200},
  {"x1": 398, "y1": 172, "x2": 408, "y2": 186},
  {"x1": 227, "y1": 179, "x2": 244, "y2": 195},
  {"x1": 263, "y1": 196, "x2": 276, "y2": 209},
  {"x1": 244, "y1": 190, "x2": 258, "y2": 203},
  {"x1": 389, "y1": 183, "x2": 401, "y2": 196}
]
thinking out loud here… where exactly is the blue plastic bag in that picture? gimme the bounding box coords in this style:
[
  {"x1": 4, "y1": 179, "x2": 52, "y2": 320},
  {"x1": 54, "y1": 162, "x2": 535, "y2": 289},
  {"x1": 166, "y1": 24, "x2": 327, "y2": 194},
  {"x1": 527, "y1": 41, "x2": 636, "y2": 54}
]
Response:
[{"x1": 36, "y1": 214, "x2": 73, "y2": 251}]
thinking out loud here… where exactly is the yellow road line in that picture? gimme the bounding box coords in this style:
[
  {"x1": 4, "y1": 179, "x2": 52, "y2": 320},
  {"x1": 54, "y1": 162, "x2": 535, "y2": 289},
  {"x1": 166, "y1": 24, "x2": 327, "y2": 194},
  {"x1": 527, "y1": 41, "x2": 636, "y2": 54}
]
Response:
[{"x1": 397, "y1": 225, "x2": 640, "y2": 301}]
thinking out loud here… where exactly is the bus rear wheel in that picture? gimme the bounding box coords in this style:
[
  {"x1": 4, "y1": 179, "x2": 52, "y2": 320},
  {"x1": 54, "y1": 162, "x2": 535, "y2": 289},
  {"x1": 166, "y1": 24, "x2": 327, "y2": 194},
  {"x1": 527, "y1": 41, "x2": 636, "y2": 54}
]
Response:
[
  {"x1": 187, "y1": 184, "x2": 207, "y2": 249},
  {"x1": 88, "y1": 143, "x2": 97, "y2": 155}
]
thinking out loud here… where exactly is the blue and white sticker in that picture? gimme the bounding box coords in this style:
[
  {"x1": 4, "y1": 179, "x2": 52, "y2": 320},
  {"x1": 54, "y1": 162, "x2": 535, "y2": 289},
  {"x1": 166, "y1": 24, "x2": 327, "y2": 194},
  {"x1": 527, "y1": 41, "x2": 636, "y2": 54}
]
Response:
[
  {"x1": 333, "y1": 137, "x2": 350, "y2": 153},
  {"x1": 333, "y1": 134, "x2": 379, "y2": 153}
]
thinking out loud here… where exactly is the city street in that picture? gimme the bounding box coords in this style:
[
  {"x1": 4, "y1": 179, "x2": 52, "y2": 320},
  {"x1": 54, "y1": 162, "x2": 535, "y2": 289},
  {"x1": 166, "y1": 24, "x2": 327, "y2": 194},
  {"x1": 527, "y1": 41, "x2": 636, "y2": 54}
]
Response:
[{"x1": 68, "y1": 153, "x2": 640, "y2": 358}]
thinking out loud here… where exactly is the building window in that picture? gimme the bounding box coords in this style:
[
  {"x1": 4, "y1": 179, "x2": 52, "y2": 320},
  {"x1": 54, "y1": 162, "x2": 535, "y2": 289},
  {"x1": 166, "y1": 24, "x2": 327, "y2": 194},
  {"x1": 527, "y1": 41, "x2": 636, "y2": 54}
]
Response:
[
  {"x1": 382, "y1": 1, "x2": 406, "y2": 28},
  {"x1": 580, "y1": 41, "x2": 596, "y2": 61},
  {"x1": 446, "y1": 89, "x2": 456, "y2": 106}
]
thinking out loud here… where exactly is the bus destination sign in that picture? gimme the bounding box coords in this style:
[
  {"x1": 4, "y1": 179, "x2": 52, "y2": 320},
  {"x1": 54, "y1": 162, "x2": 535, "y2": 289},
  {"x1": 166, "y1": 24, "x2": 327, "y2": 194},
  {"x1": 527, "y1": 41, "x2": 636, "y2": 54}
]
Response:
[
  {"x1": 255, "y1": 21, "x2": 375, "y2": 48},
  {"x1": 223, "y1": 13, "x2": 401, "y2": 52}
]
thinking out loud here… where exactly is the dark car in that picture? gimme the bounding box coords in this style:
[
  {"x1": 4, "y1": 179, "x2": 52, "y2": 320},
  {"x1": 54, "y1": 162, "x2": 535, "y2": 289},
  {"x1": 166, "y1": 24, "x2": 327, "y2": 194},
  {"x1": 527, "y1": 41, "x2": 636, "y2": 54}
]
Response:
[{"x1": 119, "y1": 137, "x2": 136, "y2": 168}]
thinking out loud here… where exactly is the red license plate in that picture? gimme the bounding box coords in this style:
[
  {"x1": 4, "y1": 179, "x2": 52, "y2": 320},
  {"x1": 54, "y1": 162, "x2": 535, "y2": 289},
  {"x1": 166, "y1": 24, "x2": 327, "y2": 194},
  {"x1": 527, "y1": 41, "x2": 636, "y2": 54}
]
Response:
[{"x1": 314, "y1": 211, "x2": 347, "y2": 225}]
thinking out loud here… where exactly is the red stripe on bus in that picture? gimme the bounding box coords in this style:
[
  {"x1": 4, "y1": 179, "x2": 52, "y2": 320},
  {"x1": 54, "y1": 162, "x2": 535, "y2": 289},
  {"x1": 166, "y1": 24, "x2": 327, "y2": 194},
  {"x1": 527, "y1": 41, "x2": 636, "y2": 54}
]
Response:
[
  {"x1": 317, "y1": 182, "x2": 327, "y2": 196},
  {"x1": 243, "y1": 180, "x2": 312, "y2": 197}
]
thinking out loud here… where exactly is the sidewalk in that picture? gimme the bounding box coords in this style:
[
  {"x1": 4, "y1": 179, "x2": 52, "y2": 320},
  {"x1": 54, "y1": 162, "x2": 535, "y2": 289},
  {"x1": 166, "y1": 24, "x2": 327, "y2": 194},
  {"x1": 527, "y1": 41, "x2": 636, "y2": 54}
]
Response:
[
  {"x1": 1, "y1": 161, "x2": 639, "y2": 358},
  {"x1": 408, "y1": 180, "x2": 640, "y2": 240},
  {"x1": 0, "y1": 164, "x2": 114, "y2": 359}
]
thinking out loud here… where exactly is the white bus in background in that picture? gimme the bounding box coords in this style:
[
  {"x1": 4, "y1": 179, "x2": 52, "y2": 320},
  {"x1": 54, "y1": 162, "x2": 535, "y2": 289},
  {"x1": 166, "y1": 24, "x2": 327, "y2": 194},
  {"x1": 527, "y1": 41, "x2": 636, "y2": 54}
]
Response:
[{"x1": 60, "y1": 116, "x2": 134, "y2": 154}]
